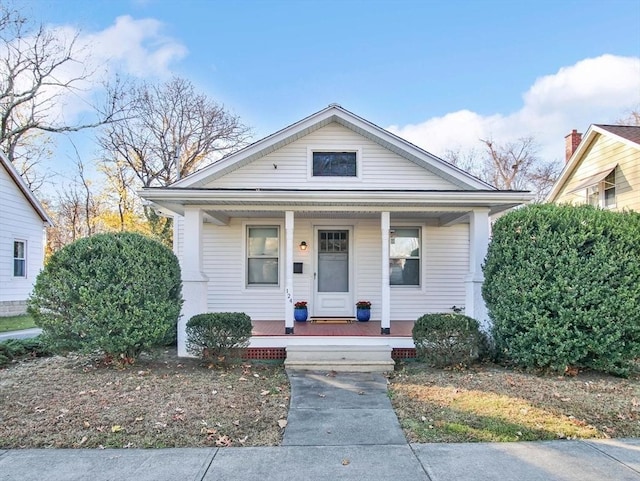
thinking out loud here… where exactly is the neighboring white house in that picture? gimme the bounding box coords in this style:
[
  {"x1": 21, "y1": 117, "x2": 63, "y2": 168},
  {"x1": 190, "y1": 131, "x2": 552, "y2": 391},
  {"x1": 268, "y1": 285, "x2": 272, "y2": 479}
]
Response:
[
  {"x1": 141, "y1": 105, "x2": 533, "y2": 356},
  {"x1": 0, "y1": 152, "x2": 53, "y2": 316}
]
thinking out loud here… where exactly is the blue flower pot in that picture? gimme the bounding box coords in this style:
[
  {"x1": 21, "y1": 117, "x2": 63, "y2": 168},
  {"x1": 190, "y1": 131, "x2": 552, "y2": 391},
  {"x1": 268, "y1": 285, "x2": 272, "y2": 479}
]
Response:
[
  {"x1": 356, "y1": 307, "x2": 370, "y2": 322},
  {"x1": 294, "y1": 307, "x2": 308, "y2": 322}
]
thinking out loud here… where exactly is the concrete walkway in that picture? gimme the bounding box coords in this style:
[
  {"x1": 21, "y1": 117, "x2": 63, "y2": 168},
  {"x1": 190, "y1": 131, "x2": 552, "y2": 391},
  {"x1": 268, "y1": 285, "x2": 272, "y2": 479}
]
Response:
[
  {"x1": 0, "y1": 327, "x2": 41, "y2": 341},
  {"x1": 0, "y1": 370, "x2": 639, "y2": 480}
]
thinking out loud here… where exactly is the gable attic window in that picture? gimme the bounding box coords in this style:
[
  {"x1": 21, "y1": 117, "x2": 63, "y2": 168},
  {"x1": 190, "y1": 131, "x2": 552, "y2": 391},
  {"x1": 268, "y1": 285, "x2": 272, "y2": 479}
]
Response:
[
  {"x1": 312, "y1": 151, "x2": 357, "y2": 177},
  {"x1": 13, "y1": 240, "x2": 26, "y2": 277}
]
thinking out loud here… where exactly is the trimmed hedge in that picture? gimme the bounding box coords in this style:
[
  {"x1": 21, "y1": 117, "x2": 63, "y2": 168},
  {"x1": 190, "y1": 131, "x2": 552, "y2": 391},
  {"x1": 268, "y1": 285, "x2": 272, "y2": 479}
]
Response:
[
  {"x1": 0, "y1": 337, "x2": 52, "y2": 367},
  {"x1": 27, "y1": 232, "x2": 183, "y2": 362},
  {"x1": 186, "y1": 312, "x2": 252, "y2": 362},
  {"x1": 412, "y1": 313, "x2": 483, "y2": 367},
  {"x1": 483, "y1": 204, "x2": 640, "y2": 375}
]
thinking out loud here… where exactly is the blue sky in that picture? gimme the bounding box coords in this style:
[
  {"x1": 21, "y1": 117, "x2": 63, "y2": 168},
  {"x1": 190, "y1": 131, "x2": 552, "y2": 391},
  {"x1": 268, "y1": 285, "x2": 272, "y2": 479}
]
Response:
[{"x1": 15, "y1": 0, "x2": 640, "y2": 175}]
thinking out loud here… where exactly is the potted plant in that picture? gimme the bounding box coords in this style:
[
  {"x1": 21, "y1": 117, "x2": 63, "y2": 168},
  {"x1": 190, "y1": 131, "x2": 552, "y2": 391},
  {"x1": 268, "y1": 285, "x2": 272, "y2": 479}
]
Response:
[
  {"x1": 294, "y1": 301, "x2": 308, "y2": 322},
  {"x1": 356, "y1": 300, "x2": 371, "y2": 322}
]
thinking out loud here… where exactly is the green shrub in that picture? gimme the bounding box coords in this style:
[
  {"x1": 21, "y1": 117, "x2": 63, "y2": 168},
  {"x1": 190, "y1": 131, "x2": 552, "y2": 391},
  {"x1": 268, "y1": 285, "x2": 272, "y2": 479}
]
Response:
[
  {"x1": 412, "y1": 313, "x2": 483, "y2": 367},
  {"x1": 27, "y1": 232, "x2": 183, "y2": 362},
  {"x1": 186, "y1": 312, "x2": 252, "y2": 362},
  {"x1": 0, "y1": 337, "x2": 52, "y2": 367},
  {"x1": 483, "y1": 204, "x2": 640, "y2": 376}
]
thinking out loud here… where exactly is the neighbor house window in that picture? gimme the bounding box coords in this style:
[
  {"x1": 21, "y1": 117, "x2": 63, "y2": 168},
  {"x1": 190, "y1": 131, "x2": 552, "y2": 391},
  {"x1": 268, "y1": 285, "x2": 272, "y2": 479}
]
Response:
[
  {"x1": 603, "y1": 170, "x2": 616, "y2": 208},
  {"x1": 13, "y1": 240, "x2": 26, "y2": 277},
  {"x1": 586, "y1": 170, "x2": 616, "y2": 208},
  {"x1": 312, "y1": 151, "x2": 357, "y2": 177},
  {"x1": 389, "y1": 228, "x2": 420, "y2": 286},
  {"x1": 247, "y1": 226, "x2": 279, "y2": 285}
]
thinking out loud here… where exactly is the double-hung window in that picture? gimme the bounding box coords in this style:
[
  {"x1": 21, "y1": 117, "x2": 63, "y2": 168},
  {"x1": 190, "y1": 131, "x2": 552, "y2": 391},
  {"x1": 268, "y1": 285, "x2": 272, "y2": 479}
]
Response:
[
  {"x1": 13, "y1": 240, "x2": 26, "y2": 277},
  {"x1": 389, "y1": 227, "x2": 420, "y2": 286},
  {"x1": 247, "y1": 226, "x2": 279, "y2": 286}
]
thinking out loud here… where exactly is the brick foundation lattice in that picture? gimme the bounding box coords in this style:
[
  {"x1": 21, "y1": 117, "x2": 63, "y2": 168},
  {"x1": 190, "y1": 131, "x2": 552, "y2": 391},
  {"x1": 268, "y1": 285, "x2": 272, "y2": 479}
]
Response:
[
  {"x1": 391, "y1": 348, "x2": 417, "y2": 359},
  {"x1": 244, "y1": 348, "x2": 286, "y2": 360},
  {"x1": 244, "y1": 347, "x2": 416, "y2": 360}
]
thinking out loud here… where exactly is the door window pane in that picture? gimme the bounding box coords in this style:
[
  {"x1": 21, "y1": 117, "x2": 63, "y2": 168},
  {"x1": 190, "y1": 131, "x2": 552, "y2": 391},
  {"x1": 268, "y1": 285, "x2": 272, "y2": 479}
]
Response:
[{"x1": 318, "y1": 230, "x2": 349, "y2": 292}]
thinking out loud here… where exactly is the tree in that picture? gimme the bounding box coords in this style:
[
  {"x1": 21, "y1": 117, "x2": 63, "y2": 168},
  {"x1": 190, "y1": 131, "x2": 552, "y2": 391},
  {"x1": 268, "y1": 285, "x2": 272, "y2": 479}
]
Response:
[
  {"x1": 445, "y1": 136, "x2": 561, "y2": 201},
  {"x1": 98, "y1": 76, "x2": 251, "y2": 243},
  {"x1": 615, "y1": 105, "x2": 640, "y2": 126},
  {"x1": 0, "y1": 4, "x2": 120, "y2": 187}
]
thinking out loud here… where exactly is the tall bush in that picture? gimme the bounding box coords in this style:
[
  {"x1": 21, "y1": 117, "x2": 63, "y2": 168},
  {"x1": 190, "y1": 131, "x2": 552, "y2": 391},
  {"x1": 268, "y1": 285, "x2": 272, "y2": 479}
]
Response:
[
  {"x1": 483, "y1": 204, "x2": 640, "y2": 375},
  {"x1": 28, "y1": 232, "x2": 182, "y2": 362}
]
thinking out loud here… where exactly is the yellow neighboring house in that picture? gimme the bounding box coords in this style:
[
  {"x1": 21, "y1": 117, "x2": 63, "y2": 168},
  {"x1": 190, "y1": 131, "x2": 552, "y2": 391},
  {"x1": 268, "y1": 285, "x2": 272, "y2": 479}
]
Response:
[{"x1": 547, "y1": 124, "x2": 640, "y2": 211}]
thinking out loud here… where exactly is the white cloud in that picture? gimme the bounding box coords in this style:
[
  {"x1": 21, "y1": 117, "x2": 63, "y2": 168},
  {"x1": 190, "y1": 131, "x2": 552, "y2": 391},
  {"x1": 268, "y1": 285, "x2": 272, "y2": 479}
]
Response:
[
  {"x1": 24, "y1": 16, "x2": 188, "y2": 125},
  {"x1": 82, "y1": 15, "x2": 187, "y2": 79},
  {"x1": 389, "y1": 55, "x2": 640, "y2": 164}
]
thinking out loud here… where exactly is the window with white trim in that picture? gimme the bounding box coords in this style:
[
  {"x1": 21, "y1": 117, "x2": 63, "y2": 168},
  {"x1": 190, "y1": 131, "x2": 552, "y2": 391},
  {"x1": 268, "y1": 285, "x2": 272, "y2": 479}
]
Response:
[
  {"x1": 389, "y1": 227, "x2": 420, "y2": 286},
  {"x1": 312, "y1": 151, "x2": 357, "y2": 177},
  {"x1": 586, "y1": 170, "x2": 616, "y2": 208},
  {"x1": 247, "y1": 226, "x2": 279, "y2": 286},
  {"x1": 13, "y1": 240, "x2": 26, "y2": 277}
]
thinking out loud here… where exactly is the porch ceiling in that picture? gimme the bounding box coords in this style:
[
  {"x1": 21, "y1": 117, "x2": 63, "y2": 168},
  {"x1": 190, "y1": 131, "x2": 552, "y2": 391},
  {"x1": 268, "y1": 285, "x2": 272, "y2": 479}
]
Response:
[{"x1": 201, "y1": 208, "x2": 468, "y2": 224}]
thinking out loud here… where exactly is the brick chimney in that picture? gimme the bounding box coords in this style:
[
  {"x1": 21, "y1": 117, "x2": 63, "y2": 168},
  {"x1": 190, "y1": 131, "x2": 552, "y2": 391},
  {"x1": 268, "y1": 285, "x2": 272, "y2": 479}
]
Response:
[{"x1": 565, "y1": 129, "x2": 582, "y2": 162}]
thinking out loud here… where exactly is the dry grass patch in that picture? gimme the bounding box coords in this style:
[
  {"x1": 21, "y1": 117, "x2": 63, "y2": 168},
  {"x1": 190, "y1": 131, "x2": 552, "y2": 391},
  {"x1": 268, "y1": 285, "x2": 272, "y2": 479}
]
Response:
[
  {"x1": 0, "y1": 351, "x2": 289, "y2": 448},
  {"x1": 389, "y1": 363, "x2": 640, "y2": 443}
]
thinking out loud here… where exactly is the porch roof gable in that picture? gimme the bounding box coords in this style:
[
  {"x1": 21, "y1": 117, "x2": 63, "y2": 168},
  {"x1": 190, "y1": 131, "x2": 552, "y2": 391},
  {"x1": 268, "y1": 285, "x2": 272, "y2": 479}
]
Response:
[{"x1": 171, "y1": 104, "x2": 495, "y2": 191}]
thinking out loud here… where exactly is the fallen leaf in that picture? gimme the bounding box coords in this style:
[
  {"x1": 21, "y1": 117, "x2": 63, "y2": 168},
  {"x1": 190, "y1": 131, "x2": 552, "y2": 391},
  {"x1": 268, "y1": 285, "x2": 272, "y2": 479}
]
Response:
[
  {"x1": 342, "y1": 459, "x2": 350, "y2": 466},
  {"x1": 232, "y1": 420, "x2": 240, "y2": 426},
  {"x1": 111, "y1": 425, "x2": 122, "y2": 433},
  {"x1": 278, "y1": 419, "x2": 287, "y2": 429},
  {"x1": 83, "y1": 421, "x2": 90, "y2": 428},
  {"x1": 260, "y1": 390, "x2": 270, "y2": 396},
  {"x1": 79, "y1": 436, "x2": 87, "y2": 445},
  {"x1": 215, "y1": 435, "x2": 232, "y2": 447}
]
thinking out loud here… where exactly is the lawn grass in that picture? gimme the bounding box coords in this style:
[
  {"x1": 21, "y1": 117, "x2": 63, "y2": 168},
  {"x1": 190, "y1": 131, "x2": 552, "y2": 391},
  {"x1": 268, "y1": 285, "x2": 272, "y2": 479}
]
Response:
[
  {"x1": 389, "y1": 362, "x2": 640, "y2": 443},
  {"x1": 0, "y1": 315, "x2": 36, "y2": 333}
]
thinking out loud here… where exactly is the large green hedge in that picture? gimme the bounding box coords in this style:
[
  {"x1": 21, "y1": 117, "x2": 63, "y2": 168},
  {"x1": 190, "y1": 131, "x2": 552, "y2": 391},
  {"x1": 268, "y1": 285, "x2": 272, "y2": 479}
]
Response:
[
  {"x1": 483, "y1": 204, "x2": 640, "y2": 375},
  {"x1": 28, "y1": 232, "x2": 183, "y2": 362}
]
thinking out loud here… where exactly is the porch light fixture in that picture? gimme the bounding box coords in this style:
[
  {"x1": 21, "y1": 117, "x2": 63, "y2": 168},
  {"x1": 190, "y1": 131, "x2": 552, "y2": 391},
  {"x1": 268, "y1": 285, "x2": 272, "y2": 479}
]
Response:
[{"x1": 299, "y1": 241, "x2": 308, "y2": 251}]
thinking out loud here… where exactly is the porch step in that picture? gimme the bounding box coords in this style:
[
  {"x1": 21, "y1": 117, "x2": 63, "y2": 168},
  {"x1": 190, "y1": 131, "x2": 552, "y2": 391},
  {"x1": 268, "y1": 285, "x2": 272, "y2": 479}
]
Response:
[
  {"x1": 284, "y1": 345, "x2": 395, "y2": 373},
  {"x1": 309, "y1": 317, "x2": 355, "y2": 324}
]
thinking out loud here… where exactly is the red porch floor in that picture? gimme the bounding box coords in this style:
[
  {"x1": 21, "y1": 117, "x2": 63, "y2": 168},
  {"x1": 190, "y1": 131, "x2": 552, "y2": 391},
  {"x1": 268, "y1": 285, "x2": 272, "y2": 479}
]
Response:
[{"x1": 251, "y1": 320, "x2": 414, "y2": 337}]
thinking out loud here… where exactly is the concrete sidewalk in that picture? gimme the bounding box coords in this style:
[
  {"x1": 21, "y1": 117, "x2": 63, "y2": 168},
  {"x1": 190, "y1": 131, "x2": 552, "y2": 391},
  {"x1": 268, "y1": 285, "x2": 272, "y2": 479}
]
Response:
[
  {"x1": 0, "y1": 440, "x2": 638, "y2": 481},
  {"x1": 0, "y1": 370, "x2": 639, "y2": 480}
]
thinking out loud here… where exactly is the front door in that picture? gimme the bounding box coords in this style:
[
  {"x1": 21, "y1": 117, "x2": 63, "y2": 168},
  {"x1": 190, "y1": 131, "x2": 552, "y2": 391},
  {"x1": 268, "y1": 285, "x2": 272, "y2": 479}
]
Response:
[{"x1": 313, "y1": 228, "x2": 353, "y2": 317}]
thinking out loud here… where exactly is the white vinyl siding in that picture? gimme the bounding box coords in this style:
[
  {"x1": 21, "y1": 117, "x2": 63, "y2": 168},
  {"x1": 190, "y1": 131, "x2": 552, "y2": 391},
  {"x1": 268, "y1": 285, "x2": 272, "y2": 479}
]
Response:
[
  {"x1": 205, "y1": 123, "x2": 460, "y2": 191},
  {"x1": 200, "y1": 218, "x2": 469, "y2": 322},
  {"x1": 556, "y1": 134, "x2": 640, "y2": 211},
  {"x1": 0, "y1": 163, "x2": 47, "y2": 303}
]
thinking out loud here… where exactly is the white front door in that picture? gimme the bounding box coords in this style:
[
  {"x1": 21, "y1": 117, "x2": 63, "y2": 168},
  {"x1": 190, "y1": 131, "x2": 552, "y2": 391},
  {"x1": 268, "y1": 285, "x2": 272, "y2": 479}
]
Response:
[{"x1": 313, "y1": 228, "x2": 353, "y2": 317}]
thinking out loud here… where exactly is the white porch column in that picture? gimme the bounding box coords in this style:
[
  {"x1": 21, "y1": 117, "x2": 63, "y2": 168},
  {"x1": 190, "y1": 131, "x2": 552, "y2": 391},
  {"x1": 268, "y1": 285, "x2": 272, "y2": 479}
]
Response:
[
  {"x1": 465, "y1": 208, "x2": 490, "y2": 331},
  {"x1": 381, "y1": 211, "x2": 391, "y2": 335},
  {"x1": 284, "y1": 211, "x2": 295, "y2": 334},
  {"x1": 179, "y1": 207, "x2": 209, "y2": 357}
]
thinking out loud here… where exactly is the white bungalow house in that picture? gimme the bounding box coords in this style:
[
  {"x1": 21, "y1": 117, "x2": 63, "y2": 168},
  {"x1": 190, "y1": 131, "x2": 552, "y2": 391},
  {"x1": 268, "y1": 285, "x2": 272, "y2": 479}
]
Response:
[
  {"x1": 0, "y1": 152, "x2": 53, "y2": 316},
  {"x1": 141, "y1": 105, "x2": 532, "y2": 363}
]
